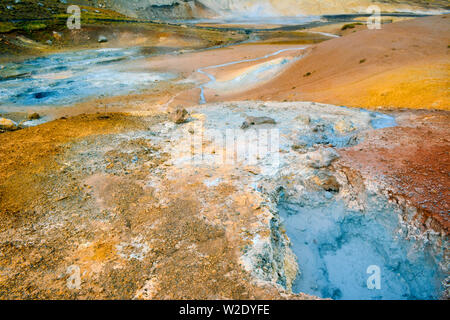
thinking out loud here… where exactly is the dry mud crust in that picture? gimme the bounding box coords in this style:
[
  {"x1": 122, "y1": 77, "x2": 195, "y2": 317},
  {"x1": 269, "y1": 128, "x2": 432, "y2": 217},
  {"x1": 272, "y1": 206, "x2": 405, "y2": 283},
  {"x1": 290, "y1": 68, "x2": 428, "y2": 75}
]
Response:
[{"x1": 0, "y1": 111, "x2": 313, "y2": 299}]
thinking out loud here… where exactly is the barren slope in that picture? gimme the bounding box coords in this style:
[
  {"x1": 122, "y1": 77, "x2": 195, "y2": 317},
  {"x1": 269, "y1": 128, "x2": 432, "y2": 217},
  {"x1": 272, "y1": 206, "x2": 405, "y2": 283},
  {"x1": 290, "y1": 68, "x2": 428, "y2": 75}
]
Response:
[{"x1": 225, "y1": 15, "x2": 450, "y2": 110}]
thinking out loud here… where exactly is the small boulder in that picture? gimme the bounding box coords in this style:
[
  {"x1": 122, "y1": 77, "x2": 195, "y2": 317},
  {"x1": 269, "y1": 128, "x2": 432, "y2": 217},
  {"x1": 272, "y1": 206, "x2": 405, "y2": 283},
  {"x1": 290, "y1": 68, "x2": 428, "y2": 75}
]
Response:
[
  {"x1": 28, "y1": 112, "x2": 40, "y2": 120},
  {"x1": 244, "y1": 166, "x2": 261, "y2": 175},
  {"x1": 241, "y1": 116, "x2": 276, "y2": 129},
  {"x1": 169, "y1": 107, "x2": 188, "y2": 124},
  {"x1": 334, "y1": 119, "x2": 355, "y2": 134},
  {"x1": 0, "y1": 118, "x2": 18, "y2": 131},
  {"x1": 98, "y1": 35, "x2": 108, "y2": 43},
  {"x1": 295, "y1": 114, "x2": 310, "y2": 125},
  {"x1": 305, "y1": 148, "x2": 339, "y2": 169},
  {"x1": 52, "y1": 31, "x2": 62, "y2": 40}
]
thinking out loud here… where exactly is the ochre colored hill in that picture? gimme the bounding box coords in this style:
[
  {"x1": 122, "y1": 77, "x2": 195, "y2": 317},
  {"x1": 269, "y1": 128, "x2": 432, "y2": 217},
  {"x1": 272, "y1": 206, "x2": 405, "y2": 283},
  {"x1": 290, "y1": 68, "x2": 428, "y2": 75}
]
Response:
[{"x1": 231, "y1": 14, "x2": 450, "y2": 110}]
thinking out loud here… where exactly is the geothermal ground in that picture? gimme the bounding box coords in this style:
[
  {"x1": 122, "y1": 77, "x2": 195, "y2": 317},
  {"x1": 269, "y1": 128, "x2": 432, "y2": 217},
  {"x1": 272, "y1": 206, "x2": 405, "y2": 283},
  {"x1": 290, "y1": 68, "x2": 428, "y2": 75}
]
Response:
[{"x1": 0, "y1": 10, "x2": 448, "y2": 300}]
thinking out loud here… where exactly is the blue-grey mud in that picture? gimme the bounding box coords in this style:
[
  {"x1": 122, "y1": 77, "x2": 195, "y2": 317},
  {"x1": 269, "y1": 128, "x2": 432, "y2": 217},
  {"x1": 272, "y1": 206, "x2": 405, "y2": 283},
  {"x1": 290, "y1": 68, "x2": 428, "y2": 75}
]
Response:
[
  {"x1": 0, "y1": 47, "x2": 175, "y2": 109},
  {"x1": 279, "y1": 196, "x2": 445, "y2": 300}
]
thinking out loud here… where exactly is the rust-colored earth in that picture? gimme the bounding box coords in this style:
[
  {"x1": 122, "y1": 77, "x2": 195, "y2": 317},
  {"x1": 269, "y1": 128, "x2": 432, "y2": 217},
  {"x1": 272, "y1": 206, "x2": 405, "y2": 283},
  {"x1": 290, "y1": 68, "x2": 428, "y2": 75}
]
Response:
[{"x1": 338, "y1": 110, "x2": 450, "y2": 233}]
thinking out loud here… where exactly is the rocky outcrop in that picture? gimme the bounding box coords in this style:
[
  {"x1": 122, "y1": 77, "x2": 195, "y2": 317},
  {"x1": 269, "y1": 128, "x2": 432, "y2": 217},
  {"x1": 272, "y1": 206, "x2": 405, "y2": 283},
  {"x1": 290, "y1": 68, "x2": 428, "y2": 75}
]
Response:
[
  {"x1": 169, "y1": 107, "x2": 189, "y2": 124},
  {"x1": 0, "y1": 117, "x2": 18, "y2": 131}
]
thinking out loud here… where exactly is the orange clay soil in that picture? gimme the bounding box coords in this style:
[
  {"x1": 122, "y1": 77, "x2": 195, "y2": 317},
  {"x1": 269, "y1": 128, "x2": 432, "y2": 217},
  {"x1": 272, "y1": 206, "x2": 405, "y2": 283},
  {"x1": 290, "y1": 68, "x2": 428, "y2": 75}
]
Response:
[
  {"x1": 0, "y1": 113, "x2": 147, "y2": 216},
  {"x1": 0, "y1": 112, "x2": 314, "y2": 299},
  {"x1": 220, "y1": 15, "x2": 450, "y2": 110}
]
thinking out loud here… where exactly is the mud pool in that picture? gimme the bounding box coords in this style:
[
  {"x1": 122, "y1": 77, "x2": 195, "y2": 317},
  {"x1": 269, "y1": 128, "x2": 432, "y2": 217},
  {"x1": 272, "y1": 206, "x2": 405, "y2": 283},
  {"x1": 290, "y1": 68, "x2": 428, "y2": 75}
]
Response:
[
  {"x1": 187, "y1": 102, "x2": 445, "y2": 300},
  {"x1": 0, "y1": 47, "x2": 175, "y2": 109},
  {"x1": 279, "y1": 194, "x2": 446, "y2": 300},
  {"x1": 193, "y1": 102, "x2": 445, "y2": 300},
  {"x1": 272, "y1": 104, "x2": 445, "y2": 300}
]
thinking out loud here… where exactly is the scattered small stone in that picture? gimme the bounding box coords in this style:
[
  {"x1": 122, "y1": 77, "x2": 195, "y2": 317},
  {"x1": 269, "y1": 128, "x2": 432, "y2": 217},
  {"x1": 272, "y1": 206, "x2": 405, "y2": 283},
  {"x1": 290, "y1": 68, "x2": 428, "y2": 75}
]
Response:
[
  {"x1": 0, "y1": 118, "x2": 18, "y2": 131},
  {"x1": 334, "y1": 119, "x2": 355, "y2": 134},
  {"x1": 295, "y1": 114, "x2": 310, "y2": 125},
  {"x1": 312, "y1": 124, "x2": 325, "y2": 132},
  {"x1": 241, "y1": 116, "x2": 276, "y2": 129},
  {"x1": 169, "y1": 107, "x2": 188, "y2": 124},
  {"x1": 98, "y1": 35, "x2": 108, "y2": 43},
  {"x1": 28, "y1": 112, "x2": 40, "y2": 120},
  {"x1": 244, "y1": 166, "x2": 261, "y2": 175},
  {"x1": 57, "y1": 195, "x2": 69, "y2": 202},
  {"x1": 52, "y1": 31, "x2": 62, "y2": 40},
  {"x1": 305, "y1": 148, "x2": 340, "y2": 169},
  {"x1": 292, "y1": 144, "x2": 306, "y2": 152}
]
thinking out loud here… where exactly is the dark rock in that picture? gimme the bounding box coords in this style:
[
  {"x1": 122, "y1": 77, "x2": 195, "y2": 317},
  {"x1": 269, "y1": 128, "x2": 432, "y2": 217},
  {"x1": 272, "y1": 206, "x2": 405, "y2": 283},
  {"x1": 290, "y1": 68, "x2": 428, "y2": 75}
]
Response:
[
  {"x1": 28, "y1": 112, "x2": 40, "y2": 120},
  {"x1": 305, "y1": 148, "x2": 340, "y2": 169},
  {"x1": 241, "y1": 116, "x2": 276, "y2": 129},
  {"x1": 98, "y1": 36, "x2": 108, "y2": 43}
]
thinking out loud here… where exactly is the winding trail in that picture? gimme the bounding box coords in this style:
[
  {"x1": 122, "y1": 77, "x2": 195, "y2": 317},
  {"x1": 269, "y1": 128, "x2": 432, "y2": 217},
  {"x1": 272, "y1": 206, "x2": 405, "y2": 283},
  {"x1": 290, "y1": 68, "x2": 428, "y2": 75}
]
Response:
[{"x1": 196, "y1": 46, "x2": 308, "y2": 104}]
